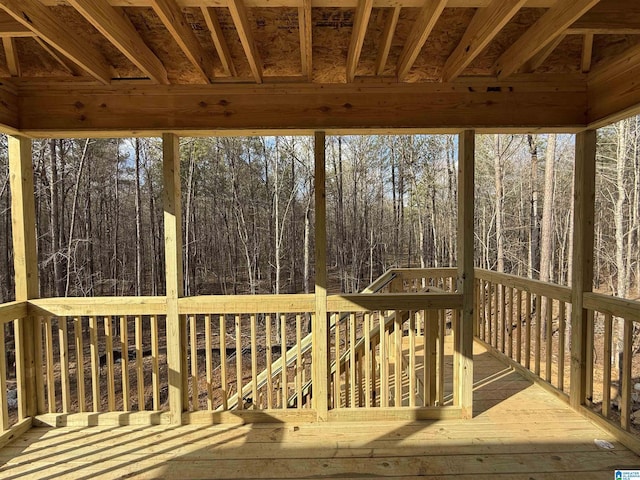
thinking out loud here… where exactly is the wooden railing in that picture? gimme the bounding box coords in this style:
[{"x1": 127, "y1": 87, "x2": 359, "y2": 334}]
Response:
[
  {"x1": 0, "y1": 301, "x2": 31, "y2": 444},
  {"x1": 475, "y1": 268, "x2": 640, "y2": 450},
  {"x1": 583, "y1": 293, "x2": 640, "y2": 434},
  {"x1": 6, "y1": 268, "x2": 463, "y2": 424}
]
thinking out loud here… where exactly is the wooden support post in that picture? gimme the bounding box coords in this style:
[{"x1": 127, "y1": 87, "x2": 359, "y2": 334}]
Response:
[
  {"x1": 312, "y1": 131, "x2": 329, "y2": 420},
  {"x1": 570, "y1": 130, "x2": 596, "y2": 410},
  {"x1": 456, "y1": 130, "x2": 475, "y2": 419},
  {"x1": 8, "y1": 135, "x2": 39, "y2": 419},
  {"x1": 163, "y1": 133, "x2": 185, "y2": 424}
]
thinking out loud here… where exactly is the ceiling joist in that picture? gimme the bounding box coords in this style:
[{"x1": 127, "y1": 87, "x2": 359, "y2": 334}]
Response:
[
  {"x1": 375, "y1": 6, "x2": 400, "y2": 76},
  {"x1": 0, "y1": 12, "x2": 36, "y2": 37},
  {"x1": 2, "y1": 37, "x2": 19, "y2": 76},
  {"x1": 493, "y1": 0, "x2": 601, "y2": 79},
  {"x1": 581, "y1": 33, "x2": 593, "y2": 73},
  {"x1": 346, "y1": 0, "x2": 373, "y2": 83},
  {"x1": 299, "y1": 0, "x2": 312, "y2": 78},
  {"x1": 68, "y1": 0, "x2": 169, "y2": 85},
  {"x1": 150, "y1": 0, "x2": 215, "y2": 83},
  {"x1": 441, "y1": 0, "x2": 526, "y2": 82},
  {"x1": 228, "y1": 0, "x2": 262, "y2": 83},
  {"x1": 0, "y1": 0, "x2": 112, "y2": 84},
  {"x1": 201, "y1": 7, "x2": 236, "y2": 76},
  {"x1": 397, "y1": 0, "x2": 447, "y2": 81}
]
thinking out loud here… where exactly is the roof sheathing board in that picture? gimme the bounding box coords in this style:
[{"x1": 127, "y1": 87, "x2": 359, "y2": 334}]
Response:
[
  {"x1": 312, "y1": 8, "x2": 353, "y2": 83},
  {"x1": 16, "y1": 37, "x2": 73, "y2": 77}
]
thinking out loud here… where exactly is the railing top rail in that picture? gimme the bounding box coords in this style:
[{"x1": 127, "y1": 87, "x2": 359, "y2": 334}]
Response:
[
  {"x1": 29, "y1": 296, "x2": 167, "y2": 317},
  {"x1": 0, "y1": 300, "x2": 28, "y2": 325},
  {"x1": 327, "y1": 292, "x2": 463, "y2": 312},
  {"x1": 584, "y1": 292, "x2": 640, "y2": 321},
  {"x1": 475, "y1": 268, "x2": 572, "y2": 303}
]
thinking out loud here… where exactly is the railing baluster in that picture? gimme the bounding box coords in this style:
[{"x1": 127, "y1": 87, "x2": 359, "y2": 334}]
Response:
[
  {"x1": 364, "y1": 312, "x2": 371, "y2": 408},
  {"x1": 280, "y1": 314, "x2": 287, "y2": 409},
  {"x1": 545, "y1": 298, "x2": 553, "y2": 383},
  {"x1": 437, "y1": 309, "x2": 445, "y2": 406},
  {"x1": 334, "y1": 313, "x2": 341, "y2": 408},
  {"x1": 189, "y1": 315, "x2": 198, "y2": 411},
  {"x1": 516, "y1": 289, "x2": 522, "y2": 364},
  {"x1": 493, "y1": 282, "x2": 498, "y2": 348},
  {"x1": 0, "y1": 324, "x2": 8, "y2": 431},
  {"x1": 409, "y1": 311, "x2": 416, "y2": 407},
  {"x1": 205, "y1": 314, "x2": 212, "y2": 411},
  {"x1": 265, "y1": 314, "x2": 273, "y2": 410},
  {"x1": 507, "y1": 287, "x2": 514, "y2": 359},
  {"x1": 59, "y1": 316, "x2": 71, "y2": 413},
  {"x1": 74, "y1": 316, "x2": 85, "y2": 413},
  {"x1": 35, "y1": 318, "x2": 45, "y2": 415},
  {"x1": 121, "y1": 316, "x2": 130, "y2": 411},
  {"x1": 135, "y1": 315, "x2": 144, "y2": 411},
  {"x1": 350, "y1": 313, "x2": 357, "y2": 408},
  {"x1": 235, "y1": 314, "x2": 242, "y2": 410},
  {"x1": 525, "y1": 291, "x2": 532, "y2": 370},
  {"x1": 585, "y1": 310, "x2": 594, "y2": 404},
  {"x1": 44, "y1": 317, "x2": 56, "y2": 413},
  {"x1": 104, "y1": 316, "x2": 115, "y2": 412},
  {"x1": 89, "y1": 316, "x2": 100, "y2": 412},
  {"x1": 557, "y1": 302, "x2": 566, "y2": 392},
  {"x1": 296, "y1": 314, "x2": 302, "y2": 409},
  {"x1": 394, "y1": 311, "x2": 402, "y2": 407},
  {"x1": 250, "y1": 314, "x2": 257, "y2": 409},
  {"x1": 602, "y1": 313, "x2": 612, "y2": 419},
  {"x1": 500, "y1": 284, "x2": 506, "y2": 354},
  {"x1": 151, "y1": 315, "x2": 160, "y2": 411},
  {"x1": 380, "y1": 313, "x2": 388, "y2": 408},
  {"x1": 534, "y1": 294, "x2": 541, "y2": 377},
  {"x1": 621, "y1": 318, "x2": 633, "y2": 431}
]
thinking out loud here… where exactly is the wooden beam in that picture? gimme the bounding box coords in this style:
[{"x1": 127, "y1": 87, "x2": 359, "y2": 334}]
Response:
[
  {"x1": 397, "y1": 0, "x2": 447, "y2": 81},
  {"x1": 17, "y1": 80, "x2": 589, "y2": 135},
  {"x1": 521, "y1": 34, "x2": 565, "y2": 73},
  {"x1": 456, "y1": 130, "x2": 474, "y2": 419},
  {"x1": 441, "y1": 0, "x2": 526, "y2": 82},
  {"x1": 312, "y1": 130, "x2": 328, "y2": 420},
  {"x1": 151, "y1": 0, "x2": 215, "y2": 83},
  {"x1": 581, "y1": 33, "x2": 593, "y2": 73},
  {"x1": 375, "y1": 7, "x2": 400, "y2": 76},
  {"x1": 346, "y1": 0, "x2": 373, "y2": 83},
  {"x1": 2, "y1": 37, "x2": 19, "y2": 77},
  {"x1": 0, "y1": 0, "x2": 111, "y2": 83},
  {"x1": 588, "y1": 44, "x2": 640, "y2": 127},
  {"x1": 201, "y1": 7, "x2": 236, "y2": 77},
  {"x1": 36, "y1": 1, "x2": 564, "y2": 8},
  {"x1": 0, "y1": 12, "x2": 36, "y2": 37},
  {"x1": 569, "y1": 0, "x2": 640, "y2": 35},
  {"x1": 228, "y1": 0, "x2": 262, "y2": 83},
  {"x1": 298, "y1": 0, "x2": 312, "y2": 78},
  {"x1": 163, "y1": 133, "x2": 185, "y2": 424},
  {"x1": 569, "y1": 130, "x2": 596, "y2": 410},
  {"x1": 494, "y1": 0, "x2": 601, "y2": 79},
  {"x1": 67, "y1": 0, "x2": 169, "y2": 84},
  {"x1": 8, "y1": 135, "x2": 39, "y2": 419}
]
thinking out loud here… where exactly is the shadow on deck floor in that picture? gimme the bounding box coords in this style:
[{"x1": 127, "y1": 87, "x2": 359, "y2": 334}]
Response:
[{"x1": 0, "y1": 341, "x2": 637, "y2": 479}]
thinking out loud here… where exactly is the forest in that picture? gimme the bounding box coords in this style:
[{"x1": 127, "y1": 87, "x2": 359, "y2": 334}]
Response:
[{"x1": 0, "y1": 121, "x2": 638, "y2": 302}]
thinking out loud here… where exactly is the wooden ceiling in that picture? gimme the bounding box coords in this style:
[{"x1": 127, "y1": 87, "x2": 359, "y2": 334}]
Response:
[{"x1": 0, "y1": 0, "x2": 639, "y2": 136}]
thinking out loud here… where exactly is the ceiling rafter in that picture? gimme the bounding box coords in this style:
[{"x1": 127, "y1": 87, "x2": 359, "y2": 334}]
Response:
[
  {"x1": 0, "y1": 0, "x2": 112, "y2": 84},
  {"x1": 397, "y1": 0, "x2": 447, "y2": 81},
  {"x1": 0, "y1": 12, "x2": 36, "y2": 37},
  {"x1": 2, "y1": 37, "x2": 19, "y2": 76},
  {"x1": 299, "y1": 0, "x2": 312, "y2": 78},
  {"x1": 493, "y1": 0, "x2": 601, "y2": 79},
  {"x1": 228, "y1": 0, "x2": 262, "y2": 83},
  {"x1": 68, "y1": 0, "x2": 169, "y2": 85},
  {"x1": 346, "y1": 0, "x2": 373, "y2": 83},
  {"x1": 375, "y1": 6, "x2": 400, "y2": 76},
  {"x1": 581, "y1": 33, "x2": 593, "y2": 73},
  {"x1": 150, "y1": 0, "x2": 215, "y2": 83},
  {"x1": 441, "y1": 0, "x2": 526, "y2": 82},
  {"x1": 201, "y1": 7, "x2": 236, "y2": 77},
  {"x1": 37, "y1": 1, "x2": 562, "y2": 8}
]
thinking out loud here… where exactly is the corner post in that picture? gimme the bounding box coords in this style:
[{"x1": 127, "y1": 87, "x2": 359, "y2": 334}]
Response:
[
  {"x1": 570, "y1": 130, "x2": 596, "y2": 409},
  {"x1": 456, "y1": 130, "x2": 475, "y2": 419},
  {"x1": 312, "y1": 131, "x2": 329, "y2": 420},
  {"x1": 163, "y1": 133, "x2": 185, "y2": 424},
  {"x1": 9, "y1": 135, "x2": 39, "y2": 419}
]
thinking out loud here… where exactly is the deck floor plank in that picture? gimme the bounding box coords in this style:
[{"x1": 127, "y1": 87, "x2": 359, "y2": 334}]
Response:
[{"x1": 0, "y1": 341, "x2": 636, "y2": 479}]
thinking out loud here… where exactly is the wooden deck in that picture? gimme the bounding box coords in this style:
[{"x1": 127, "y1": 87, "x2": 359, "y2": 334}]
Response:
[{"x1": 0, "y1": 341, "x2": 637, "y2": 480}]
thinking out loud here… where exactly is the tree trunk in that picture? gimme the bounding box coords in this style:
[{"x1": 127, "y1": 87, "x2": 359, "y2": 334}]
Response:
[
  {"x1": 494, "y1": 135, "x2": 505, "y2": 273},
  {"x1": 540, "y1": 134, "x2": 556, "y2": 338},
  {"x1": 528, "y1": 134, "x2": 540, "y2": 279}
]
